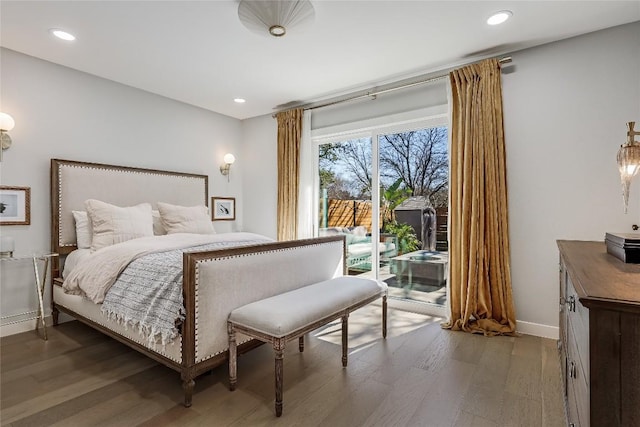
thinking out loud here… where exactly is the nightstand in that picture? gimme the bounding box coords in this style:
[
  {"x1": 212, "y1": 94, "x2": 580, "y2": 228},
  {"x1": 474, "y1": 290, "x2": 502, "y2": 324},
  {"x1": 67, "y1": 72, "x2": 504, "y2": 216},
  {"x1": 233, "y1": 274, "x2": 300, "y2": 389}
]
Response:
[{"x1": 1, "y1": 252, "x2": 59, "y2": 340}]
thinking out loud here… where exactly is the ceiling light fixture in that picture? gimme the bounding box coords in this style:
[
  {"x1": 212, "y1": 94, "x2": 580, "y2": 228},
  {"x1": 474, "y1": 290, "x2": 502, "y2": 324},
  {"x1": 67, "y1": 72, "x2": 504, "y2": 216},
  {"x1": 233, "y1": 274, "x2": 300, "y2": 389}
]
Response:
[
  {"x1": 234, "y1": 98, "x2": 246, "y2": 104},
  {"x1": 238, "y1": 0, "x2": 315, "y2": 38},
  {"x1": 487, "y1": 10, "x2": 512, "y2": 26},
  {"x1": 50, "y1": 29, "x2": 76, "y2": 41}
]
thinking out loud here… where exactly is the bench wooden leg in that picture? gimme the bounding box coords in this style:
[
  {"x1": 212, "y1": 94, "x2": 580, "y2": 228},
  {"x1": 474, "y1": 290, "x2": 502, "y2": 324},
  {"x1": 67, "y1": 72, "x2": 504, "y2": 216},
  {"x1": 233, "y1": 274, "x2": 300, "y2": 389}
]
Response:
[
  {"x1": 382, "y1": 294, "x2": 387, "y2": 339},
  {"x1": 274, "y1": 338, "x2": 285, "y2": 417},
  {"x1": 341, "y1": 314, "x2": 349, "y2": 367},
  {"x1": 228, "y1": 322, "x2": 237, "y2": 391},
  {"x1": 299, "y1": 336, "x2": 304, "y2": 352}
]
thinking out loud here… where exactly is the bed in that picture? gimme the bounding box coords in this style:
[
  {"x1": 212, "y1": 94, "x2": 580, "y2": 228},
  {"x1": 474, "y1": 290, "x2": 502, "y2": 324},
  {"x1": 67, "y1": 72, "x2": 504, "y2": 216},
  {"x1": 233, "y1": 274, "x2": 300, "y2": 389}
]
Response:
[{"x1": 50, "y1": 159, "x2": 346, "y2": 407}]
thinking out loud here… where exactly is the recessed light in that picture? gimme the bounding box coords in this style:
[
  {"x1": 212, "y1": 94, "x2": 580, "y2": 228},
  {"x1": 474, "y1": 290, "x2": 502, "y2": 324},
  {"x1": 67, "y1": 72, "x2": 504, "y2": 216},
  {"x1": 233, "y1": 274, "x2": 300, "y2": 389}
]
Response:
[
  {"x1": 234, "y1": 98, "x2": 246, "y2": 104},
  {"x1": 487, "y1": 10, "x2": 512, "y2": 26},
  {"x1": 50, "y1": 29, "x2": 76, "y2": 41}
]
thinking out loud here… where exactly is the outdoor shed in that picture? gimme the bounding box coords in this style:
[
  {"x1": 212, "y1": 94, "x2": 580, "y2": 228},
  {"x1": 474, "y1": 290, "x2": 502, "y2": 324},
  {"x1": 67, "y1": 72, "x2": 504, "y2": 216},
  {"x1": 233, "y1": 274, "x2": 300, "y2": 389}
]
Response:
[{"x1": 393, "y1": 196, "x2": 436, "y2": 251}]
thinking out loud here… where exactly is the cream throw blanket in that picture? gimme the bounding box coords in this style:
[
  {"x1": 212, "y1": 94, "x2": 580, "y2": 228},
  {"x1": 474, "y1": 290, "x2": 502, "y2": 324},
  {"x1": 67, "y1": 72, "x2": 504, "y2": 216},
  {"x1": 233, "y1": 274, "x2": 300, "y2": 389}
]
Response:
[{"x1": 63, "y1": 232, "x2": 269, "y2": 303}]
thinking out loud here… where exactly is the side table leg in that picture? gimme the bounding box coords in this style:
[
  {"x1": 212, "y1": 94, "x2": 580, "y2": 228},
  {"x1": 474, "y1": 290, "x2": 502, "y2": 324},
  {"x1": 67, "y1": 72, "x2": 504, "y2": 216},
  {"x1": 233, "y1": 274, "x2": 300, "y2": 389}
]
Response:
[{"x1": 32, "y1": 257, "x2": 48, "y2": 340}]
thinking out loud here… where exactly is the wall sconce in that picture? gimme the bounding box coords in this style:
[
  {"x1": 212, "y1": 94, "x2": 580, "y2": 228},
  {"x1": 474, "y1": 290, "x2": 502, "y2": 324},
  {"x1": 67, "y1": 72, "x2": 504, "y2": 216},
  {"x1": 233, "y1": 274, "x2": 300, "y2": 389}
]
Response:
[
  {"x1": 617, "y1": 121, "x2": 640, "y2": 213},
  {"x1": 220, "y1": 153, "x2": 236, "y2": 182},
  {"x1": 0, "y1": 112, "x2": 15, "y2": 162}
]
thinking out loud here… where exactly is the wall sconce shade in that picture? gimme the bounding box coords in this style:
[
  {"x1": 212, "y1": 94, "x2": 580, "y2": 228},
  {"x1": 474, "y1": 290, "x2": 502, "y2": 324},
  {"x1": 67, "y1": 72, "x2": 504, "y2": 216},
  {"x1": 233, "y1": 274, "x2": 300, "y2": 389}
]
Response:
[
  {"x1": 220, "y1": 153, "x2": 236, "y2": 182},
  {"x1": 0, "y1": 112, "x2": 15, "y2": 162},
  {"x1": 238, "y1": 0, "x2": 315, "y2": 38},
  {"x1": 617, "y1": 121, "x2": 640, "y2": 213}
]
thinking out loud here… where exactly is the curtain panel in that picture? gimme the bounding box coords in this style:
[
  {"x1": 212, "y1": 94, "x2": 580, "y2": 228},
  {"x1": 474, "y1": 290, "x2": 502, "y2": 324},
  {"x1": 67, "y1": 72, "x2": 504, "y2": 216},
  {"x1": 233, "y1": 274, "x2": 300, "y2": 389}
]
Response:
[
  {"x1": 276, "y1": 108, "x2": 303, "y2": 241},
  {"x1": 444, "y1": 58, "x2": 517, "y2": 336}
]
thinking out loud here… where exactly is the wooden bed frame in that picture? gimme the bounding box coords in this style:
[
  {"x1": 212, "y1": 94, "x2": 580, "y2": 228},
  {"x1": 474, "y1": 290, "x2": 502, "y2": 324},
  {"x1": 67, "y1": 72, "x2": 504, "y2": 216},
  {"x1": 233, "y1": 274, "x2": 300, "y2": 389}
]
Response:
[{"x1": 50, "y1": 159, "x2": 346, "y2": 407}]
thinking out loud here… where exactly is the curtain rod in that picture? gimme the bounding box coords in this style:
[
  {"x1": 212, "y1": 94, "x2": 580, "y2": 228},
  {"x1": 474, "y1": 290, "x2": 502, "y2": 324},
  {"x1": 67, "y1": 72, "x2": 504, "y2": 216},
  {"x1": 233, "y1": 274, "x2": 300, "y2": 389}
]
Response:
[{"x1": 273, "y1": 56, "x2": 512, "y2": 117}]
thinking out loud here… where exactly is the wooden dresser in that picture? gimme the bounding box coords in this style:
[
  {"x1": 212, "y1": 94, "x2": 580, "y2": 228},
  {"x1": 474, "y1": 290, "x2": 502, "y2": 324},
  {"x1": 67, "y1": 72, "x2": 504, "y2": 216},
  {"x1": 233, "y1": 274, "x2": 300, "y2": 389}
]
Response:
[{"x1": 558, "y1": 240, "x2": 640, "y2": 427}]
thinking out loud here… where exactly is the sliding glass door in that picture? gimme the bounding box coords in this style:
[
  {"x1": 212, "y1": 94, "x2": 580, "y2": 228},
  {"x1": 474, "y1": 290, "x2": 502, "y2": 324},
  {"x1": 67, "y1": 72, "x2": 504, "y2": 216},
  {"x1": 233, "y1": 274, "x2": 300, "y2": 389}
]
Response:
[
  {"x1": 378, "y1": 127, "x2": 448, "y2": 311},
  {"x1": 314, "y1": 115, "x2": 449, "y2": 315},
  {"x1": 317, "y1": 137, "x2": 376, "y2": 276}
]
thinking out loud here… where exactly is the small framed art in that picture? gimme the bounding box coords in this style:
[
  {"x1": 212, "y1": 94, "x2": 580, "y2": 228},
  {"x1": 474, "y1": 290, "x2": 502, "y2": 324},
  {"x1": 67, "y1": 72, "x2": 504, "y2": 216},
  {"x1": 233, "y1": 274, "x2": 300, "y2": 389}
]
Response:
[
  {"x1": 211, "y1": 197, "x2": 236, "y2": 221},
  {"x1": 0, "y1": 186, "x2": 31, "y2": 225}
]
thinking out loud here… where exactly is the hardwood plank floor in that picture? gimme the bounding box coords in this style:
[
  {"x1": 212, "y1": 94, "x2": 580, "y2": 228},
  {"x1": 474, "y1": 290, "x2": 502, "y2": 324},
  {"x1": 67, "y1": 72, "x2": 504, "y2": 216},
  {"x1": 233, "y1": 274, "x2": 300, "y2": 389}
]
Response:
[{"x1": 1, "y1": 307, "x2": 566, "y2": 426}]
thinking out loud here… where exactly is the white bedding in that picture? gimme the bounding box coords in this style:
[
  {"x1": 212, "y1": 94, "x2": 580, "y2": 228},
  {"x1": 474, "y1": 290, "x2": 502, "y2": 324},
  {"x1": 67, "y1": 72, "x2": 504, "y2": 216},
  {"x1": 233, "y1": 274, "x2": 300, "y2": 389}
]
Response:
[
  {"x1": 62, "y1": 248, "x2": 92, "y2": 278},
  {"x1": 63, "y1": 232, "x2": 270, "y2": 303}
]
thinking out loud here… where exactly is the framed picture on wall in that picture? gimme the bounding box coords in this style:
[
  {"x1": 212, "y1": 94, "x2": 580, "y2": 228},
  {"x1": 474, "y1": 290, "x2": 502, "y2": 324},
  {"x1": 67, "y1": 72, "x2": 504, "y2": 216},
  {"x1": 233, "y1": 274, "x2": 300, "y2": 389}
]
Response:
[
  {"x1": 211, "y1": 197, "x2": 236, "y2": 221},
  {"x1": 0, "y1": 186, "x2": 31, "y2": 225}
]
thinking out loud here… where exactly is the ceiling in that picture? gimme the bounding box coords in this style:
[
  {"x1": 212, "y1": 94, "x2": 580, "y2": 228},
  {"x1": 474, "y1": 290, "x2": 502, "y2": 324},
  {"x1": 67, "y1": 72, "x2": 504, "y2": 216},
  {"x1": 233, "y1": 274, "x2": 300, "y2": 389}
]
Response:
[{"x1": 1, "y1": 1, "x2": 638, "y2": 120}]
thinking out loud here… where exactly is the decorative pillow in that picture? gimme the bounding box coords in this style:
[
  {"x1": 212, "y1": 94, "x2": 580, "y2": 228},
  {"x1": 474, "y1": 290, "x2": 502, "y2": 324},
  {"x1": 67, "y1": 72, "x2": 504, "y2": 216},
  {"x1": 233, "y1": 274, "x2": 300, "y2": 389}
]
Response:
[
  {"x1": 157, "y1": 202, "x2": 216, "y2": 234},
  {"x1": 85, "y1": 199, "x2": 154, "y2": 251},
  {"x1": 352, "y1": 226, "x2": 367, "y2": 237},
  {"x1": 72, "y1": 210, "x2": 93, "y2": 249},
  {"x1": 151, "y1": 210, "x2": 166, "y2": 235}
]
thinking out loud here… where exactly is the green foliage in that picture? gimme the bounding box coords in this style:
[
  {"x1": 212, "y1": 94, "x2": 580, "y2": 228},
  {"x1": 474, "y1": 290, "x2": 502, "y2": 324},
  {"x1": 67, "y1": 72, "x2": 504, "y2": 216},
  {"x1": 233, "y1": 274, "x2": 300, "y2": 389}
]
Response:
[
  {"x1": 383, "y1": 220, "x2": 419, "y2": 254},
  {"x1": 319, "y1": 168, "x2": 335, "y2": 190},
  {"x1": 381, "y1": 178, "x2": 412, "y2": 229}
]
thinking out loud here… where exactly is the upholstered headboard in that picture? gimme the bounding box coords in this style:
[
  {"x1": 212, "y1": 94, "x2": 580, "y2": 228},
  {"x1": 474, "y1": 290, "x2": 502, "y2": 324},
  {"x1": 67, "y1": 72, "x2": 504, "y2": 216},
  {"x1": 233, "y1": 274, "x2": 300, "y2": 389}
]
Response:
[{"x1": 50, "y1": 159, "x2": 208, "y2": 268}]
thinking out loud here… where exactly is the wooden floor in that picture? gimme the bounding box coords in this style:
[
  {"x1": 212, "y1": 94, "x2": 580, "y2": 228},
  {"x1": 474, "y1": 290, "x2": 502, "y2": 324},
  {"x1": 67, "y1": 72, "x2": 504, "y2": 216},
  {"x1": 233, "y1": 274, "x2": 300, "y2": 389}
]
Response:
[{"x1": 1, "y1": 306, "x2": 566, "y2": 426}]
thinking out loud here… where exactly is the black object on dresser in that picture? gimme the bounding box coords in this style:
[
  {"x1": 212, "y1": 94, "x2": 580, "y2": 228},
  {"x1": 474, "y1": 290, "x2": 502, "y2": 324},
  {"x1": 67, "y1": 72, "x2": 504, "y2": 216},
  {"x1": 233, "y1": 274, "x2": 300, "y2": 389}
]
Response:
[
  {"x1": 558, "y1": 240, "x2": 640, "y2": 427},
  {"x1": 604, "y1": 232, "x2": 640, "y2": 263}
]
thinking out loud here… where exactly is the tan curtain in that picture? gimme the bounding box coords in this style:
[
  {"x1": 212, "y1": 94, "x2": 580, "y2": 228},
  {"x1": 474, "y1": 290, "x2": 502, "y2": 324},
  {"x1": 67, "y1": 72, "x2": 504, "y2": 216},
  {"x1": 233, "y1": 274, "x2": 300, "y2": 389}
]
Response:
[
  {"x1": 443, "y1": 58, "x2": 517, "y2": 336},
  {"x1": 276, "y1": 108, "x2": 303, "y2": 241}
]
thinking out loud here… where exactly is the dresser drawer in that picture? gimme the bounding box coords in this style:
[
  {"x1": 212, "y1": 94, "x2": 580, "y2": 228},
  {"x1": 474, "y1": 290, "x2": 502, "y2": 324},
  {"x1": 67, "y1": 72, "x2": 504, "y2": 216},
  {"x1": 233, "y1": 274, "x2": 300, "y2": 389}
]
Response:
[
  {"x1": 566, "y1": 276, "x2": 590, "y2": 387},
  {"x1": 559, "y1": 260, "x2": 568, "y2": 350},
  {"x1": 567, "y1": 325, "x2": 590, "y2": 427}
]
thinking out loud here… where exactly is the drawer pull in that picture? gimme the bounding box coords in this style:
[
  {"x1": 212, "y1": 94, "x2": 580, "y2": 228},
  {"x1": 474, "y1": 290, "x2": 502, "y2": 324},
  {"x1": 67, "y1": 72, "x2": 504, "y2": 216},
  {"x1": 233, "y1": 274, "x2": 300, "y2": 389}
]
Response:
[{"x1": 568, "y1": 295, "x2": 576, "y2": 312}]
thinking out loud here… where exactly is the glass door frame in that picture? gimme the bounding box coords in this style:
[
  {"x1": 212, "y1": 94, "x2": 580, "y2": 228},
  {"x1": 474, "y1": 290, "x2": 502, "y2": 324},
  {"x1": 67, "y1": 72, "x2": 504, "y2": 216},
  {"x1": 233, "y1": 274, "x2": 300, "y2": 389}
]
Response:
[{"x1": 311, "y1": 107, "x2": 449, "y2": 316}]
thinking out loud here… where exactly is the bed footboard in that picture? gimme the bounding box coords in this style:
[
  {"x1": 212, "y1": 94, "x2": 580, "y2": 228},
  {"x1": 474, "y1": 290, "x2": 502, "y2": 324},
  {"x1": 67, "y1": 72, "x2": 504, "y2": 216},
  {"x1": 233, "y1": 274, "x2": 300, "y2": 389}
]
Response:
[{"x1": 180, "y1": 235, "x2": 345, "y2": 406}]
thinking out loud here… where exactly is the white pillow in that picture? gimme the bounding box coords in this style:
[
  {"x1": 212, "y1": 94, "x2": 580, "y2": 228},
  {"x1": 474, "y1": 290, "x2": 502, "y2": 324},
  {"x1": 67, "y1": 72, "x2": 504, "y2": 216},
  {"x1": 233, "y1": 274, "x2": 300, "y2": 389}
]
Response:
[
  {"x1": 72, "y1": 210, "x2": 93, "y2": 249},
  {"x1": 85, "y1": 199, "x2": 154, "y2": 251},
  {"x1": 151, "y1": 210, "x2": 166, "y2": 235},
  {"x1": 157, "y1": 202, "x2": 216, "y2": 234},
  {"x1": 73, "y1": 209, "x2": 163, "y2": 247}
]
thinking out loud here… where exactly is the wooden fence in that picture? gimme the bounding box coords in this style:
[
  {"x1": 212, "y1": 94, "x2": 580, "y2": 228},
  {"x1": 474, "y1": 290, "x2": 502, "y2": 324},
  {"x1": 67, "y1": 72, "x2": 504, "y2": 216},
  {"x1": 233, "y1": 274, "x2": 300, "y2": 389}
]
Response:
[
  {"x1": 321, "y1": 199, "x2": 373, "y2": 231},
  {"x1": 320, "y1": 199, "x2": 449, "y2": 252}
]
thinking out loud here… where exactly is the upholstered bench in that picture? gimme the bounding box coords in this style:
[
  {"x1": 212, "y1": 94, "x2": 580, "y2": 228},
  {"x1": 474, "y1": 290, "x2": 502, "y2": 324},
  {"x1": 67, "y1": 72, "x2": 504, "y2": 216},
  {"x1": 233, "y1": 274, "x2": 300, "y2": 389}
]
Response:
[{"x1": 227, "y1": 276, "x2": 388, "y2": 417}]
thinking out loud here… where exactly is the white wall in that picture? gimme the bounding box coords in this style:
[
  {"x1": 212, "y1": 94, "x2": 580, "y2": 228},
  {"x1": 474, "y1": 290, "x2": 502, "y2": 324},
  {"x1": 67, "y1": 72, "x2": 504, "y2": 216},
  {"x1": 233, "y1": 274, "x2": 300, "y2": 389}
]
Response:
[
  {"x1": 502, "y1": 21, "x2": 640, "y2": 334},
  {"x1": 241, "y1": 22, "x2": 640, "y2": 336},
  {"x1": 0, "y1": 48, "x2": 243, "y2": 334}
]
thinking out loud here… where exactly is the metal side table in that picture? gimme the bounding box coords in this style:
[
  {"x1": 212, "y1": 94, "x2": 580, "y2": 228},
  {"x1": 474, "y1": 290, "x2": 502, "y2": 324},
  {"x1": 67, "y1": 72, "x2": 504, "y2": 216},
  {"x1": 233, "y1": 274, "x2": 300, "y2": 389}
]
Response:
[{"x1": 1, "y1": 252, "x2": 59, "y2": 340}]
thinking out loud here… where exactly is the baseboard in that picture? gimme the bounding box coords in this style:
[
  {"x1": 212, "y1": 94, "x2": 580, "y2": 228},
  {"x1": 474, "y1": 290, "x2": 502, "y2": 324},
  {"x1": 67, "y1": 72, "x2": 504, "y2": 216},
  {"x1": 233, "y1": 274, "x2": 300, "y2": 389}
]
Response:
[
  {"x1": 516, "y1": 320, "x2": 559, "y2": 340},
  {"x1": 0, "y1": 312, "x2": 559, "y2": 341},
  {"x1": 1, "y1": 315, "x2": 54, "y2": 338}
]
